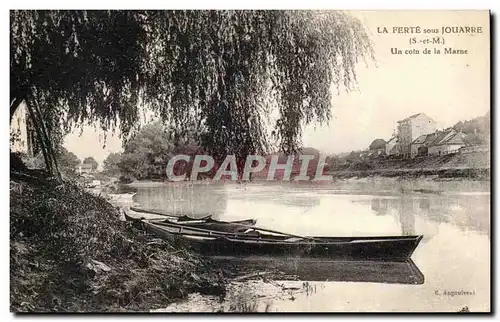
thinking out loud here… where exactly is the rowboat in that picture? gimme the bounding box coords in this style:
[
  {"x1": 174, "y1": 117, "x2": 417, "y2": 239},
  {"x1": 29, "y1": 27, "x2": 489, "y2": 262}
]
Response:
[
  {"x1": 123, "y1": 208, "x2": 212, "y2": 222},
  {"x1": 129, "y1": 206, "x2": 254, "y2": 222},
  {"x1": 124, "y1": 209, "x2": 257, "y2": 233},
  {"x1": 154, "y1": 218, "x2": 257, "y2": 233},
  {"x1": 142, "y1": 221, "x2": 423, "y2": 262},
  {"x1": 129, "y1": 206, "x2": 205, "y2": 218},
  {"x1": 108, "y1": 192, "x2": 137, "y2": 201}
]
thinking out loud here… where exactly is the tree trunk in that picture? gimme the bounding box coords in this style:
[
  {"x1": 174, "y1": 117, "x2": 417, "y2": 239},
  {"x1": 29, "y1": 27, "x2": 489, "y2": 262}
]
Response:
[
  {"x1": 25, "y1": 101, "x2": 53, "y2": 175},
  {"x1": 22, "y1": 90, "x2": 62, "y2": 180},
  {"x1": 31, "y1": 94, "x2": 61, "y2": 179}
]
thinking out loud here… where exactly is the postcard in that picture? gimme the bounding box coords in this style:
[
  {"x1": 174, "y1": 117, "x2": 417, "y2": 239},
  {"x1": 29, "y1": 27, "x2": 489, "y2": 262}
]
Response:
[{"x1": 10, "y1": 10, "x2": 490, "y2": 313}]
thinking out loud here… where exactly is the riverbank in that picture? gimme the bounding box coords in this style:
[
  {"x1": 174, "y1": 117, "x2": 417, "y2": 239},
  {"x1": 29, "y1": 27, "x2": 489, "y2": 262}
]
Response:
[
  {"x1": 328, "y1": 151, "x2": 490, "y2": 180},
  {"x1": 125, "y1": 175, "x2": 490, "y2": 197},
  {"x1": 329, "y1": 167, "x2": 490, "y2": 181},
  {"x1": 10, "y1": 170, "x2": 228, "y2": 312}
]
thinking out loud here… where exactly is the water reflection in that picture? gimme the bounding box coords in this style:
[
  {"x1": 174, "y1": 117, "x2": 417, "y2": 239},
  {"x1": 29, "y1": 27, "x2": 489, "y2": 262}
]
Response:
[
  {"x1": 229, "y1": 184, "x2": 322, "y2": 209},
  {"x1": 133, "y1": 184, "x2": 228, "y2": 220},
  {"x1": 369, "y1": 198, "x2": 415, "y2": 235},
  {"x1": 212, "y1": 256, "x2": 424, "y2": 285},
  {"x1": 399, "y1": 197, "x2": 416, "y2": 236},
  {"x1": 366, "y1": 194, "x2": 489, "y2": 238},
  {"x1": 133, "y1": 183, "x2": 489, "y2": 238},
  {"x1": 371, "y1": 198, "x2": 388, "y2": 216},
  {"x1": 134, "y1": 182, "x2": 490, "y2": 311},
  {"x1": 418, "y1": 198, "x2": 430, "y2": 211}
]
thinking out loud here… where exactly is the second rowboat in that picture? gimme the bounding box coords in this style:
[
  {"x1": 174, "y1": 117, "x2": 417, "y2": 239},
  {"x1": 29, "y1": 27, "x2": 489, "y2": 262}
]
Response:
[{"x1": 142, "y1": 220, "x2": 423, "y2": 262}]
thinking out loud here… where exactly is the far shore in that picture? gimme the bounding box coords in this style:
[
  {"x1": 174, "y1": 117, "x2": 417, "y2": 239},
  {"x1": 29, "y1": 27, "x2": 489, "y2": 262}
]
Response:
[
  {"x1": 328, "y1": 166, "x2": 490, "y2": 180},
  {"x1": 121, "y1": 173, "x2": 490, "y2": 197},
  {"x1": 124, "y1": 166, "x2": 490, "y2": 188}
]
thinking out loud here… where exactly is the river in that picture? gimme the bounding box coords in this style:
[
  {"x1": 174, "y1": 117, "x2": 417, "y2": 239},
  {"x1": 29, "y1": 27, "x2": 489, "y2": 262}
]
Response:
[{"x1": 131, "y1": 178, "x2": 490, "y2": 312}]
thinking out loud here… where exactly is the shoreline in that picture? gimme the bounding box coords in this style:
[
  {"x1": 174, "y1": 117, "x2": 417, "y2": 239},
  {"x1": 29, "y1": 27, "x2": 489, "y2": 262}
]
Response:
[
  {"x1": 328, "y1": 167, "x2": 490, "y2": 180},
  {"x1": 123, "y1": 172, "x2": 490, "y2": 194},
  {"x1": 123, "y1": 169, "x2": 491, "y2": 191},
  {"x1": 122, "y1": 166, "x2": 490, "y2": 188}
]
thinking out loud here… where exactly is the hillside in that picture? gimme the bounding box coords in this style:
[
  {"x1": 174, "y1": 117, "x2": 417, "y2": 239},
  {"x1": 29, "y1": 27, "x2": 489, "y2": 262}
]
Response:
[{"x1": 452, "y1": 112, "x2": 490, "y2": 145}]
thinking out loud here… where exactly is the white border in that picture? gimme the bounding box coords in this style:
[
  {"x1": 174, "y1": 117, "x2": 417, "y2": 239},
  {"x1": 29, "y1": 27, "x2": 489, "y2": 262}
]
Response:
[{"x1": 2, "y1": 1, "x2": 498, "y2": 321}]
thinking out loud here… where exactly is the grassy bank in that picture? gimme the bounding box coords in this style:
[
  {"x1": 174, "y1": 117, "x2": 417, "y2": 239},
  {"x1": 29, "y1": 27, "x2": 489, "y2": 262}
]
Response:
[
  {"x1": 330, "y1": 167, "x2": 490, "y2": 180},
  {"x1": 329, "y1": 152, "x2": 490, "y2": 180},
  {"x1": 10, "y1": 170, "x2": 227, "y2": 312}
]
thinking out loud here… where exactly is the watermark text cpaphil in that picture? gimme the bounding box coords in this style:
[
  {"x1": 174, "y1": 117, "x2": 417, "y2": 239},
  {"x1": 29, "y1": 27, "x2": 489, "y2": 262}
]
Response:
[{"x1": 165, "y1": 154, "x2": 331, "y2": 181}]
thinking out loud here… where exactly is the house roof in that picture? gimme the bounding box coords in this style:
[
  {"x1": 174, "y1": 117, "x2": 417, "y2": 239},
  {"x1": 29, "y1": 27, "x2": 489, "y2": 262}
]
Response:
[
  {"x1": 387, "y1": 136, "x2": 398, "y2": 144},
  {"x1": 432, "y1": 130, "x2": 459, "y2": 146},
  {"x1": 412, "y1": 133, "x2": 438, "y2": 146},
  {"x1": 407, "y1": 113, "x2": 422, "y2": 120},
  {"x1": 412, "y1": 134, "x2": 427, "y2": 145},
  {"x1": 398, "y1": 113, "x2": 422, "y2": 123},
  {"x1": 412, "y1": 129, "x2": 467, "y2": 147},
  {"x1": 397, "y1": 113, "x2": 435, "y2": 123},
  {"x1": 441, "y1": 132, "x2": 468, "y2": 146}
]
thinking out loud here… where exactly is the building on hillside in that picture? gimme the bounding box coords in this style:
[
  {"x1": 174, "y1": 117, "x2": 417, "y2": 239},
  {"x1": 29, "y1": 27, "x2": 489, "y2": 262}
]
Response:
[
  {"x1": 397, "y1": 113, "x2": 437, "y2": 158},
  {"x1": 411, "y1": 129, "x2": 468, "y2": 157},
  {"x1": 427, "y1": 130, "x2": 467, "y2": 156},
  {"x1": 410, "y1": 132, "x2": 438, "y2": 157},
  {"x1": 369, "y1": 139, "x2": 386, "y2": 156},
  {"x1": 76, "y1": 163, "x2": 94, "y2": 174},
  {"x1": 385, "y1": 136, "x2": 400, "y2": 156}
]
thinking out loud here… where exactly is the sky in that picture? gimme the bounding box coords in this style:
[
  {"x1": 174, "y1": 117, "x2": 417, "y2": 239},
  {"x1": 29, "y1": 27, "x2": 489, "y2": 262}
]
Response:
[{"x1": 63, "y1": 10, "x2": 490, "y2": 167}]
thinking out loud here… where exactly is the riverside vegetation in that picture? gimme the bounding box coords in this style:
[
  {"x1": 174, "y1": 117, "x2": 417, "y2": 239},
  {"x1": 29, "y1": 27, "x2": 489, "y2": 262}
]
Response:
[{"x1": 10, "y1": 168, "x2": 228, "y2": 312}]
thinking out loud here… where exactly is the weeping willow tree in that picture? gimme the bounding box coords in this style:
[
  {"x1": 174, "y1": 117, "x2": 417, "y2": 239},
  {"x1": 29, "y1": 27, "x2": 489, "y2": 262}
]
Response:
[{"x1": 10, "y1": 10, "x2": 373, "y2": 176}]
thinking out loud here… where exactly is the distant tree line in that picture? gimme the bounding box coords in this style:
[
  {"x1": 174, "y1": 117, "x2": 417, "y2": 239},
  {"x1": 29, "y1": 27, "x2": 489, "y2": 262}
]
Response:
[
  {"x1": 102, "y1": 121, "x2": 333, "y2": 181},
  {"x1": 102, "y1": 121, "x2": 202, "y2": 181}
]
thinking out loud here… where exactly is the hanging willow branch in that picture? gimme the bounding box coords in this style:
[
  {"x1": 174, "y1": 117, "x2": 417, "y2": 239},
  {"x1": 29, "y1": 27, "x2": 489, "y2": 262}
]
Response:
[{"x1": 11, "y1": 10, "x2": 374, "y2": 174}]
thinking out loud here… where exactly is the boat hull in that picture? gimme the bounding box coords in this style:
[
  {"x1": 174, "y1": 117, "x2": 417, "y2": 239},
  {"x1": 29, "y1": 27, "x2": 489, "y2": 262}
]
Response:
[
  {"x1": 124, "y1": 210, "x2": 256, "y2": 233},
  {"x1": 123, "y1": 210, "x2": 169, "y2": 222},
  {"x1": 143, "y1": 222, "x2": 423, "y2": 262},
  {"x1": 154, "y1": 219, "x2": 257, "y2": 233}
]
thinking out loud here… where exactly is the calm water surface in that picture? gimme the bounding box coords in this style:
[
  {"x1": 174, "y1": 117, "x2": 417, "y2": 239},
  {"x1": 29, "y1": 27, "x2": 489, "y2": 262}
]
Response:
[{"x1": 134, "y1": 179, "x2": 490, "y2": 312}]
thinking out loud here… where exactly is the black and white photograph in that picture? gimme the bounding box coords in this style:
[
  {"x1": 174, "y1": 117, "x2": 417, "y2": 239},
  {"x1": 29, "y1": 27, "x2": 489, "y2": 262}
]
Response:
[{"x1": 9, "y1": 8, "x2": 491, "y2": 313}]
